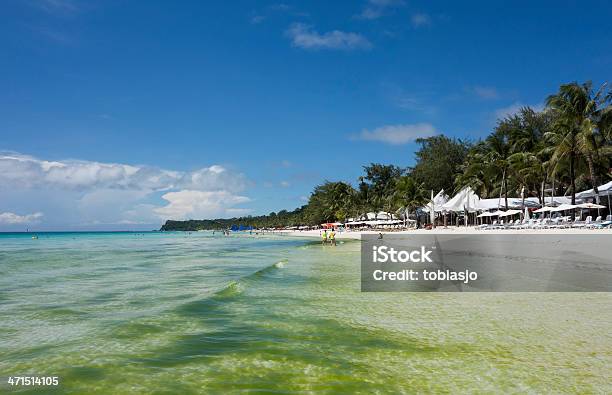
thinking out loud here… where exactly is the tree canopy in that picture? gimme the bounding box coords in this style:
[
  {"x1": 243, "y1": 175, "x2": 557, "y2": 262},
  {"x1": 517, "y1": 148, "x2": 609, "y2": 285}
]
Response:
[{"x1": 162, "y1": 80, "x2": 611, "y2": 231}]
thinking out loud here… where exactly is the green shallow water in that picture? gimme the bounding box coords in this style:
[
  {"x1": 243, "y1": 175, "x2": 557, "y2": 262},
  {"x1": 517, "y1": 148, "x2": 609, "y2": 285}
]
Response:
[{"x1": 0, "y1": 232, "x2": 610, "y2": 394}]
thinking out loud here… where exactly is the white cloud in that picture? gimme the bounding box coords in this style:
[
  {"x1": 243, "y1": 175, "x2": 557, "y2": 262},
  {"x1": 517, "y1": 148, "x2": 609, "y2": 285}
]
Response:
[
  {"x1": 250, "y1": 15, "x2": 266, "y2": 24},
  {"x1": 285, "y1": 23, "x2": 372, "y2": 50},
  {"x1": 154, "y1": 190, "x2": 251, "y2": 220},
  {"x1": 380, "y1": 83, "x2": 438, "y2": 115},
  {"x1": 0, "y1": 152, "x2": 251, "y2": 227},
  {"x1": 357, "y1": 0, "x2": 405, "y2": 20},
  {"x1": 0, "y1": 153, "x2": 246, "y2": 193},
  {"x1": 352, "y1": 123, "x2": 436, "y2": 145},
  {"x1": 0, "y1": 212, "x2": 43, "y2": 224},
  {"x1": 494, "y1": 102, "x2": 544, "y2": 119},
  {"x1": 411, "y1": 13, "x2": 431, "y2": 28},
  {"x1": 250, "y1": 4, "x2": 307, "y2": 25},
  {"x1": 35, "y1": 0, "x2": 79, "y2": 14},
  {"x1": 280, "y1": 181, "x2": 291, "y2": 187},
  {"x1": 471, "y1": 85, "x2": 499, "y2": 100}
]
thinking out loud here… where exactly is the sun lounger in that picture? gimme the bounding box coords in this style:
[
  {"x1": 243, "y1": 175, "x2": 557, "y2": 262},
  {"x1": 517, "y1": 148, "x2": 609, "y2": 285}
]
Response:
[
  {"x1": 536, "y1": 218, "x2": 551, "y2": 229},
  {"x1": 483, "y1": 220, "x2": 498, "y2": 230},
  {"x1": 586, "y1": 216, "x2": 602, "y2": 229},
  {"x1": 513, "y1": 219, "x2": 527, "y2": 229},
  {"x1": 572, "y1": 215, "x2": 592, "y2": 228},
  {"x1": 596, "y1": 215, "x2": 612, "y2": 228}
]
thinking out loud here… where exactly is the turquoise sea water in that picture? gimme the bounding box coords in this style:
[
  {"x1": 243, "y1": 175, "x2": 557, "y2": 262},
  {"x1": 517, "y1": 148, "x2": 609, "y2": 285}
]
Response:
[{"x1": 0, "y1": 231, "x2": 610, "y2": 394}]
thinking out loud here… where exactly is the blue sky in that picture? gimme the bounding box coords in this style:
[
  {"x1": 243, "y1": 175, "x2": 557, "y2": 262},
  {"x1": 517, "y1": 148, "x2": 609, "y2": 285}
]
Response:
[{"x1": 1, "y1": 0, "x2": 611, "y2": 230}]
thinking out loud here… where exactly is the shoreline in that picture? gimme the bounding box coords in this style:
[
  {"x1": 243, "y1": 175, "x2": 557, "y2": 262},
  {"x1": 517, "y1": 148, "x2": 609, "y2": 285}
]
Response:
[{"x1": 272, "y1": 227, "x2": 612, "y2": 240}]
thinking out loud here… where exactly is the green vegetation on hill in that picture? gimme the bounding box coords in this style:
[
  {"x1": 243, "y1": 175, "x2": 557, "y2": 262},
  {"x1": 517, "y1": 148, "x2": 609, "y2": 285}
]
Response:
[{"x1": 160, "y1": 207, "x2": 307, "y2": 231}]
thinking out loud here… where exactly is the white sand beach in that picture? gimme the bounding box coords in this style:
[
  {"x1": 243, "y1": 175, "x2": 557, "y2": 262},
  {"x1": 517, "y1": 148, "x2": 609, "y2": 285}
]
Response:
[{"x1": 275, "y1": 227, "x2": 612, "y2": 240}]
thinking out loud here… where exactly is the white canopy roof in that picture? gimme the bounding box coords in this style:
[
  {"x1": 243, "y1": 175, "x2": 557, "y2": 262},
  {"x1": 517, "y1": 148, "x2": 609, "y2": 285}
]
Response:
[
  {"x1": 550, "y1": 203, "x2": 579, "y2": 212},
  {"x1": 498, "y1": 209, "x2": 522, "y2": 216},
  {"x1": 476, "y1": 197, "x2": 542, "y2": 210},
  {"x1": 361, "y1": 211, "x2": 396, "y2": 220},
  {"x1": 576, "y1": 202, "x2": 607, "y2": 209},
  {"x1": 576, "y1": 181, "x2": 612, "y2": 198},
  {"x1": 423, "y1": 189, "x2": 449, "y2": 213},
  {"x1": 441, "y1": 187, "x2": 480, "y2": 212}
]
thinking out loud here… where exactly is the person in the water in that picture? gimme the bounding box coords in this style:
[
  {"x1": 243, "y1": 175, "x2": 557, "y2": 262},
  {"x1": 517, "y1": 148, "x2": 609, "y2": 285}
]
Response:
[
  {"x1": 329, "y1": 229, "x2": 336, "y2": 246},
  {"x1": 321, "y1": 229, "x2": 328, "y2": 245}
]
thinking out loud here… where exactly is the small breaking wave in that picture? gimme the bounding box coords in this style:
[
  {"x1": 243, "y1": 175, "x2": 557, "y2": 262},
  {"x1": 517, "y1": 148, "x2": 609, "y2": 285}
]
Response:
[
  {"x1": 215, "y1": 280, "x2": 245, "y2": 298},
  {"x1": 179, "y1": 258, "x2": 289, "y2": 315}
]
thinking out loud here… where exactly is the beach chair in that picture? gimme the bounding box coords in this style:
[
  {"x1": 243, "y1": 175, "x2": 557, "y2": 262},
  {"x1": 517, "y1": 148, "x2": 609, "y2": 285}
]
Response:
[
  {"x1": 550, "y1": 217, "x2": 563, "y2": 228},
  {"x1": 536, "y1": 218, "x2": 550, "y2": 229},
  {"x1": 559, "y1": 217, "x2": 571, "y2": 229},
  {"x1": 573, "y1": 216, "x2": 592, "y2": 228},
  {"x1": 587, "y1": 216, "x2": 602, "y2": 229},
  {"x1": 597, "y1": 215, "x2": 612, "y2": 228},
  {"x1": 513, "y1": 219, "x2": 527, "y2": 229}
]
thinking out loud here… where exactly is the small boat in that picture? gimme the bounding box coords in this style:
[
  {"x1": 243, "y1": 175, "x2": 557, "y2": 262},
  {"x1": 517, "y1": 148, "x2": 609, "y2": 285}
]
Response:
[{"x1": 31, "y1": 235, "x2": 38, "y2": 239}]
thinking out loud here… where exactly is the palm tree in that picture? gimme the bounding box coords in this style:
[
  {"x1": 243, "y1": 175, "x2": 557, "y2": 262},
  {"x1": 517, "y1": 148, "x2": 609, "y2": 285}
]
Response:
[
  {"x1": 508, "y1": 151, "x2": 547, "y2": 207},
  {"x1": 542, "y1": 118, "x2": 580, "y2": 204},
  {"x1": 546, "y1": 82, "x2": 609, "y2": 200},
  {"x1": 455, "y1": 143, "x2": 493, "y2": 198},
  {"x1": 507, "y1": 108, "x2": 551, "y2": 205},
  {"x1": 484, "y1": 126, "x2": 513, "y2": 209},
  {"x1": 392, "y1": 176, "x2": 428, "y2": 225}
]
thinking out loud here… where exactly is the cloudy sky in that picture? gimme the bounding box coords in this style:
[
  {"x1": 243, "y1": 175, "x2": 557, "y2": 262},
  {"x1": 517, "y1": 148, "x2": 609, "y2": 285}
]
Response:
[{"x1": 1, "y1": 0, "x2": 611, "y2": 230}]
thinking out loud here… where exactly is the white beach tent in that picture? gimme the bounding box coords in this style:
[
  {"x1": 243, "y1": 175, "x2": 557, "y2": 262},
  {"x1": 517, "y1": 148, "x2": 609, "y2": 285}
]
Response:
[
  {"x1": 441, "y1": 187, "x2": 480, "y2": 226},
  {"x1": 576, "y1": 181, "x2": 612, "y2": 213},
  {"x1": 441, "y1": 186, "x2": 480, "y2": 212},
  {"x1": 423, "y1": 189, "x2": 449, "y2": 213},
  {"x1": 576, "y1": 180, "x2": 612, "y2": 199},
  {"x1": 476, "y1": 197, "x2": 541, "y2": 210},
  {"x1": 422, "y1": 189, "x2": 449, "y2": 226}
]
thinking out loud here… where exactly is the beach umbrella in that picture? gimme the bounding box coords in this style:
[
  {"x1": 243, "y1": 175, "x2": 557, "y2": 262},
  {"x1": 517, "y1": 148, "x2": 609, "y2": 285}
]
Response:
[
  {"x1": 577, "y1": 202, "x2": 606, "y2": 219},
  {"x1": 550, "y1": 203, "x2": 578, "y2": 212},
  {"x1": 533, "y1": 206, "x2": 552, "y2": 218},
  {"x1": 576, "y1": 202, "x2": 606, "y2": 209},
  {"x1": 498, "y1": 209, "x2": 521, "y2": 217}
]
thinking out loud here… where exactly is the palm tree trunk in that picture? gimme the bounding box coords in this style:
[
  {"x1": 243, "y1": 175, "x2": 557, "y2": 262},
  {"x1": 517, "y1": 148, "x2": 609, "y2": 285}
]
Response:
[
  {"x1": 504, "y1": 174, "x2": 508, "y2": 210},
  {"x1": 585, "y1": 154, "x2": 600, "y2": 200},
  {"x1": 499, "y1": 168, "x2": 506, "y2": 209},
  {"x1": 570, "y1": 152, "x2": 576, "y2": 220}
]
